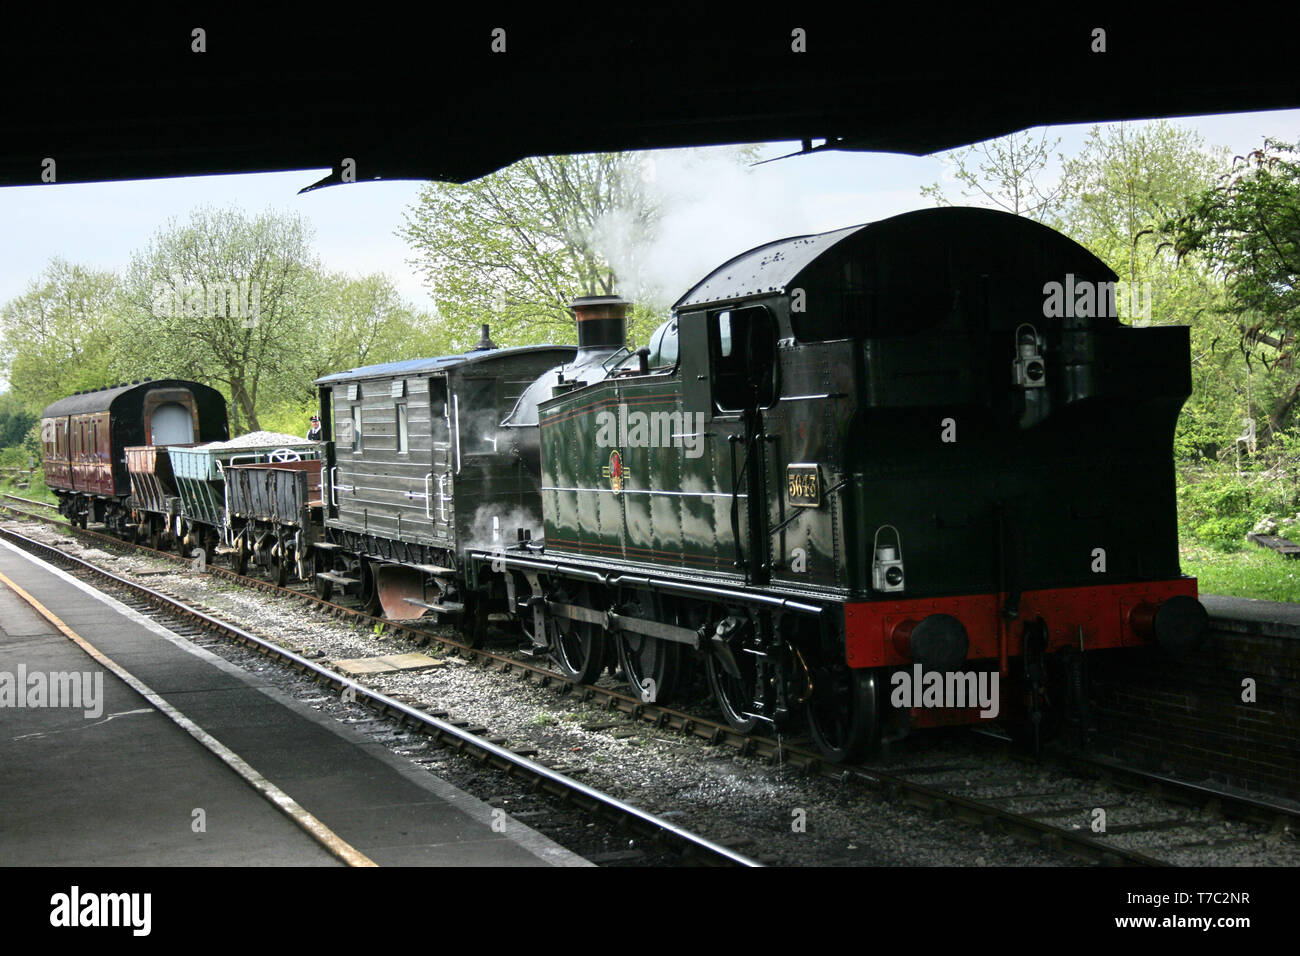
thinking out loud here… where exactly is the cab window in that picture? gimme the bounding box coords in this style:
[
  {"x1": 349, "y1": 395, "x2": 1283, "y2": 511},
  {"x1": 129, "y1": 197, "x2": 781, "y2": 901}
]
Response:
[{"x1": 709, "y1": 305, "x2": 777, "y2": 411}]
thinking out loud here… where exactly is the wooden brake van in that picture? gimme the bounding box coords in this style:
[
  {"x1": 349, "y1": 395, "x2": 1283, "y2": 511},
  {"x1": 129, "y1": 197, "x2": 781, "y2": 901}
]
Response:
[{"x1": 312, "y1": 340, "x2": 575, "y2": 621}]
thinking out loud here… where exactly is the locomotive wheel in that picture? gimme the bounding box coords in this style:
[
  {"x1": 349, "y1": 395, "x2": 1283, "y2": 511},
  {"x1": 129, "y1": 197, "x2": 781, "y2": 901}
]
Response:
[
  {"x1": 617, "y1": 632, "x2": 686, "y2": 704},
  {"x1": 807, "y1": 666, "x2": 881, "y2": 763},
  {"x1": 706, "y1": 648, "x2": 762, "y2": 734},
  {"x1": 547, "y1": 587, "x2": 606, "y2": 684}
]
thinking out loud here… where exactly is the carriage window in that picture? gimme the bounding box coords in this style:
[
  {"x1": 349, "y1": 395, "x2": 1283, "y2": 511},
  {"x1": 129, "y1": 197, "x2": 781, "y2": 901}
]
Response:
[
  {"x1": 150, "y1": 402, "x2": 194, "y2": 445},
  {"x1": 396, "y1": 403, "x2": 409, "y2": 454},
  {"x1": 352, "y1": 405, "x2": 363, "y2": 452},
  {"x1": 718, "y1": 312, "x2": 732, "y2": 357}
]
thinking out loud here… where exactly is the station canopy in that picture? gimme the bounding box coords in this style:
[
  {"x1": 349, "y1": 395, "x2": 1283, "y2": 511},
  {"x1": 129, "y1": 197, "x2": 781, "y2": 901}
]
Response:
[{"x1": 0, "y1": 11, "x2": 1296, "y2": 189}]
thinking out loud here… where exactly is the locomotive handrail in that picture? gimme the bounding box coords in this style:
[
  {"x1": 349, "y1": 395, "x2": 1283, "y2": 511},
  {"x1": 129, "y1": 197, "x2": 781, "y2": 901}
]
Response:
[{"x1": 453, "y1": 394, "x2": 462, "y2": 474}]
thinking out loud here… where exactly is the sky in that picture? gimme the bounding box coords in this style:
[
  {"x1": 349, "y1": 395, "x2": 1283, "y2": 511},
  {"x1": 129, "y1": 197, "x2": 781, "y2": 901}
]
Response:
[{"x1": 1, "y1": 106, "x2": 1298, "y2": 355}]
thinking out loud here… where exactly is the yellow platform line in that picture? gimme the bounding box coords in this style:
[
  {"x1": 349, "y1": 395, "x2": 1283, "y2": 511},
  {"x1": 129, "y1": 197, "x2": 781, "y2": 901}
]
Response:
[{"x1": 0, "y1": 567, "x2": 377, "y2": 868}]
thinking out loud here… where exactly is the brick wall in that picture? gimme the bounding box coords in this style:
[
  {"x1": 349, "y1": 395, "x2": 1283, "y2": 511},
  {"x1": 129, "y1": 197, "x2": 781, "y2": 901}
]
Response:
[{"x1": 1085, "y1": 614, "x2": 1300, "y2": 803}]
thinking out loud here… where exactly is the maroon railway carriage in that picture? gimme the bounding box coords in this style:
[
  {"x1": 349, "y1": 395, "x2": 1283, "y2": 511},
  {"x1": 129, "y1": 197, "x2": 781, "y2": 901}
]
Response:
[{"x1": 40, "y1": 379, "x2": 228, "y2": 532}]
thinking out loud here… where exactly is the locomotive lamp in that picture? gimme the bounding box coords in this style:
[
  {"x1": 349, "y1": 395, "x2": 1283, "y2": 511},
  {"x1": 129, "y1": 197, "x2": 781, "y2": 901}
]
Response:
[
  {"x1": 1012, "y1": 323, "x2": 1046, "y2": 388},
  {"x1": 872, "y1": 525, "x2": 905, "y2": 593}
]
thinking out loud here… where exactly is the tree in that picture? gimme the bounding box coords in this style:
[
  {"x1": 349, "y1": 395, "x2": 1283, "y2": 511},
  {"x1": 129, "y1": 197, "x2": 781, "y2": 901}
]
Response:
[
  {"x1": 114, "y1": 206, "x2": 319, "y2": 432},
  {"x1": 399, "y1": 152, "x2": 663, "y2": 349},
  {"x1": 304, "y1": 272, "x2": 451, "y2": 386},
  {"x1": 0, "y1": 258, "x2": 121, "y2": 412},
  {"x1": 1170, "y1": 138, "x2": 1300, "y2": 435},
  {"x1": 1060, "y1": 121, "x2": 1226, "y2": 302},
  {"x1": 0, "y1": 391, "x2": 36, "y2": 448},
  {"x1": 921, "y1": 128, "x2": 1068, "y2": 223}
]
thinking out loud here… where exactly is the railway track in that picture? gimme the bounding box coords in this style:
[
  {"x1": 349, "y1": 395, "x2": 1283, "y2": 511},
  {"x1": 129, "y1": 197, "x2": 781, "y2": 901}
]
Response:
[
  {"x1": 0, "y1": 520, "x2": 759, "y2": 867},
  {"x1": 4, "y1": 504, "x2": 1297, "y2": 866}
]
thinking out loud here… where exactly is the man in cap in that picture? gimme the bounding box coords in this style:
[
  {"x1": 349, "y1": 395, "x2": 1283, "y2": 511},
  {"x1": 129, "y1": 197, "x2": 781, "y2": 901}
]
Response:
[{"x1": 306, "y1": 415, "x2": 323, "y2": 441}]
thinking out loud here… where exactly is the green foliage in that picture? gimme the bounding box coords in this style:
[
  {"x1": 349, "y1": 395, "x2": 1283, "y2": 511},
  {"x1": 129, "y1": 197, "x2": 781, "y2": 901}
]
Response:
[
  {"x1": 399, "y1": 152, "x2": 661, "y2": 349},
  {"x1": 1182, "y1": 544, "x2": 1300, "y2": 603},
  {"x1": 0, "y1": 392, "x2": 36, "y2": 446},
  {"x1": 1178, "y1": 454, "x2": 1300, "y2": 551},
  {"x1": 1060, "y1": 122, "x2": 1227, "y2": 289},
  {"x1": 1169, "y1": 138, "x2": 1300, "y2": 436},
  {"x1": 113, "y1": 205, "x2": 321, "y2": 433},
  {"x1": 0, "y1": 259, "x2": 121, "y2": 409}
]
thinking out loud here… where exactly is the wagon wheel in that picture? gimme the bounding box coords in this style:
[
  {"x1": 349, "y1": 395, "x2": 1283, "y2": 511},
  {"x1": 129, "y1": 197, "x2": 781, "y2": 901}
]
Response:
[
  {"x1": 148, "y1": 518, "x2": 163, "y2": 551},
  {"x1": 546, "y1": 585, "x2": 606, "y2": 684},
  {"x1": 806, "y1": 665, "x2": 881, "y2": 763},
  {"x1": 295, "y1": 532, "x2": 312, "y2": 582},
  {"x1": 358, "y1": 560, "x2": 382, "y2": 615},
  {"x1": 271, "y1": 531, "x2": 289, "y2": 587},
  {"x1": 232, "y1": 532, "x2": 250, "y2": 576},
  {"x1": 706, "y1": 648, "x2": 763, "y2": 734},
  {"x1": 313, "y1": 551, "x2": 334, "y2": 601},
  {"x1": 459, "y1": 592, "x2": 489, "y2": 649}
]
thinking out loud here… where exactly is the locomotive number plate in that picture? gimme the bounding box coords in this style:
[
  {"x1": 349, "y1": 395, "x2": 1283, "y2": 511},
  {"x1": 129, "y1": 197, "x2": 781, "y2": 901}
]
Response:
[{"x1": 786, "y1": 463, "x2": 821, "y2": 507}]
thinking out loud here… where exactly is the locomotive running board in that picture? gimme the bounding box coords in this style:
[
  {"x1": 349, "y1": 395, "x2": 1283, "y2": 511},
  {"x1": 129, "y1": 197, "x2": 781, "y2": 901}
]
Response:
[{"x1": 481, "y1": 551, "x2": 824, "y2": 617}]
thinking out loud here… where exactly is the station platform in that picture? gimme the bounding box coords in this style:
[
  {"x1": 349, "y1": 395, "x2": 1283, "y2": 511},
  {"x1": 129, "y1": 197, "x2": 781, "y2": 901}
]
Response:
[{"x1": 0, "y1": 539, "x2": 589, "y2": 867}]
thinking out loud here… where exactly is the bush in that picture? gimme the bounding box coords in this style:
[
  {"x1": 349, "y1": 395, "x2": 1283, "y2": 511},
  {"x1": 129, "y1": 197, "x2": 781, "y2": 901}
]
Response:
[{"x1": 1178, "y1": 463, "x2": 1298, "y2": 551}]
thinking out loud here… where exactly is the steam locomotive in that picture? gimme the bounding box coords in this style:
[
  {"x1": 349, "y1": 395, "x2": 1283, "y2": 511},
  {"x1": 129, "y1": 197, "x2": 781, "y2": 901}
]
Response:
[{"x1": 40, "y1": 207, "x2": 1209, "y2": 762}]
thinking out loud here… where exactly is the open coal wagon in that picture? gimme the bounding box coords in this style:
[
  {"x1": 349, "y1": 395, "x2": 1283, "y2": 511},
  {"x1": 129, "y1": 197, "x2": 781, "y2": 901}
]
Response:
[
  {"x1": 166, "y1": 435, "x2": 320, "y2": 565},
  {"x1": 226, "y1": 456, "x2": 324, "y2": 584}
]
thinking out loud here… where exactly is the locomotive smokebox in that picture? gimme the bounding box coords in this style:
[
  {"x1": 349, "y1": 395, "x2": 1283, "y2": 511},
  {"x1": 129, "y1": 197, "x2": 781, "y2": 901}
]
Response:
[{"x1": 571, "y1": 295, "x2": 628, "y2": 356}]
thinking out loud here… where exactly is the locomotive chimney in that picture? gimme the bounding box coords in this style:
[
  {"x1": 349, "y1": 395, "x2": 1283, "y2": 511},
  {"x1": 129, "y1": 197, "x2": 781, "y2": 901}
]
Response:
[
  {"x1": 473, "y1": 324, "x2": 497, "y2": 351},
  {"x1": 570, "y1": 294, "x2": 628, "y2": 356}
]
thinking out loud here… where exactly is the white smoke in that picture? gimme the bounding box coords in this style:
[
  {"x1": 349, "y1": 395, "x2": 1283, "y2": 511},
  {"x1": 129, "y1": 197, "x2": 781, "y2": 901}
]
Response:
[
  {"x1": 465, "y1": 503, "x2": 542, "y2": 552},
  {"x1": 588, "y1": 147, "x2": 824, "y2": 310}
]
